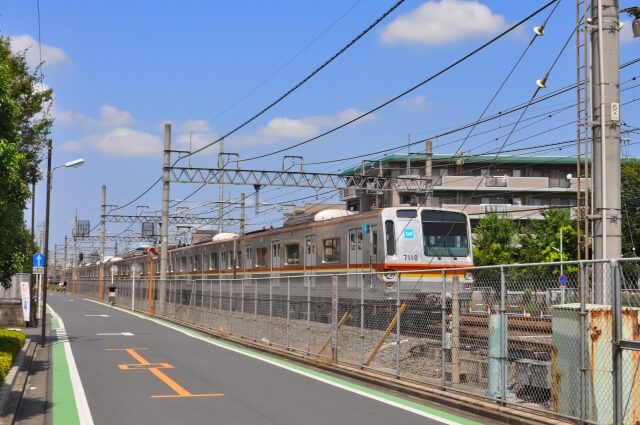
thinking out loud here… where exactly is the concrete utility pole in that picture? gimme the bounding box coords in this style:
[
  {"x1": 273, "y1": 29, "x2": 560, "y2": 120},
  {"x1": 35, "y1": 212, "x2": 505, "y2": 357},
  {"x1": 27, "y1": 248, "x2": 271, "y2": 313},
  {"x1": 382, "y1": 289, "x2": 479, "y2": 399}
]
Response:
[
  {"x1": 73, "y1": 211, "x2": 77, "y2": 292},
  {"x1": 64, "y1": 235, "x2": 68, "y2": 278},
  {"x1": 591, "y1": 0, "x2": 622, "y2": 302},
  {"x1": 100, "y1": 185, "x2": 106, "y2": 300},
  {"x1": 218, "y1": 139, "x2": 225, "y2": 234},
  {"x1": 425, "y1": 140, "x2": 433, "y2": 207},
  {"x1": 53, "y1": 244, "x2": 57, "y2": 282},
  {"x1": 240, "y1": 192, "x2": 246, "y2": 234},
  {"x1": 159, "y1": 123, "x2": 171, "y2": 311}
]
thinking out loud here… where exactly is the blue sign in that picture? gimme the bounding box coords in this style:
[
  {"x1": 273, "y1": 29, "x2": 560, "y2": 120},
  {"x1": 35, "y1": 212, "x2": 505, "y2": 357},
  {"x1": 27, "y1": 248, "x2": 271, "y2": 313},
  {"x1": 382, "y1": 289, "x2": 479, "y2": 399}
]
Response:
[
  {"x1": 558, "y1": 274, "x2": 568, "y2": 287},
  {"x1": 404, "y1": 229, "x2": 414, "y2": 239},
  {"x1": 32, "y1": 253, "x2": 45, "y2": 267},
  {"x1": 362, "y1": 224, "x2": 369, "y2": 235}
]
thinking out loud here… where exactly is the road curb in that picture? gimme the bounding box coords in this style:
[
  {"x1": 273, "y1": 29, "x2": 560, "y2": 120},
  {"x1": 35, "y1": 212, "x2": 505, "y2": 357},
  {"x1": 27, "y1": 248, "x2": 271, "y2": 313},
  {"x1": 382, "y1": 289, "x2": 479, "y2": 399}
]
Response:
[{"x1": 0, "y1": 339, "x2": 37, "y2": 424}]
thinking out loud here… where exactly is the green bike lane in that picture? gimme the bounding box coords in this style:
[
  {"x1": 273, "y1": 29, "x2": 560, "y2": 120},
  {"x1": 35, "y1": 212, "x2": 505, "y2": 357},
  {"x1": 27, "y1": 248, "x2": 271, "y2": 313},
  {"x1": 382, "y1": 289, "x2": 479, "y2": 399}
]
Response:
[{"x1": 48, "y1": 292, "x2": 495, "y2": 425}]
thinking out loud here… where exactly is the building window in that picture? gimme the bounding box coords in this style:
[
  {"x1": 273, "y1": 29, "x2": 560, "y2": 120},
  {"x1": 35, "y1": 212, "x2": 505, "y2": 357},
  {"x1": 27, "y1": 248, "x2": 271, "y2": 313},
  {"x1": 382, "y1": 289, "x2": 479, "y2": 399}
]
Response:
[
  {"x1": 256, "y1": 247, "x2": 268, "y2": 267},
  {"x1": 285, "y1": 244, "x2": 299, "y2": 265},
  {"x1": 323, "y1": 238, "x2": 340, "y2": 263}
]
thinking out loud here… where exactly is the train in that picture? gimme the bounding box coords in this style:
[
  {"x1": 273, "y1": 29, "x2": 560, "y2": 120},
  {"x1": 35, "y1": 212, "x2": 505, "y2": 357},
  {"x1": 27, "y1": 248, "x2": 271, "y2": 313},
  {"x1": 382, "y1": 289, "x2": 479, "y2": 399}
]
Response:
[{"x1": 77, "y1": 206, "x2": 474, "y2": 294}]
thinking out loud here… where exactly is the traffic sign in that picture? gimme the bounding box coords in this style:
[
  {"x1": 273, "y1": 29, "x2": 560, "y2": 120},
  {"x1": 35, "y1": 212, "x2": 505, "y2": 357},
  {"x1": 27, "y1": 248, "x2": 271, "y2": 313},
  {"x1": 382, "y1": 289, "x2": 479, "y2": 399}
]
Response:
[
  {"x1": 33, "y1": 267, "x2": 44, "y2": 275},
  {"x1": 558, "y1": 274, "x2": 568, "y2": 287},
  {"x1": 32, "y1": 253, "x2": 45, "y2": 268}
]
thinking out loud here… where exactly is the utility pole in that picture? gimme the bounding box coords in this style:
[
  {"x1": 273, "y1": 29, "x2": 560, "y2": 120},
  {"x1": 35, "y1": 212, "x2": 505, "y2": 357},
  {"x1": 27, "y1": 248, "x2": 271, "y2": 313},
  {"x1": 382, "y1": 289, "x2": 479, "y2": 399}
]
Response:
[
  {"x1": 54, "y1": 244, "x2": 57, "y2": 282},
  {"x1": 100, "y1": 185, "x2": 106, "y2": 301},
  {"x1": 425, "y1": 139, "x2": 433, "y2": 207},
  {"x1": 591, "y1": 0, "x2": 622, "y2": 303},
  {"x1": 159, "y1": 123, "x2": 171, "y2": 311},
  {"x1": 240, "y1": 192, "x2": 246, "y2": 234},
  {"x1": 40, "y1": 138, "x2": 52, "y2": 347},
  {"x1": 73, "y1": 211, "x2": 77, "y2": 293},
  {"x1": 218, "y1": 139, "x2": 224, "y2": 234},
  {"x1": 64, "y1": 235, "x2": 68, "y2": 279}
]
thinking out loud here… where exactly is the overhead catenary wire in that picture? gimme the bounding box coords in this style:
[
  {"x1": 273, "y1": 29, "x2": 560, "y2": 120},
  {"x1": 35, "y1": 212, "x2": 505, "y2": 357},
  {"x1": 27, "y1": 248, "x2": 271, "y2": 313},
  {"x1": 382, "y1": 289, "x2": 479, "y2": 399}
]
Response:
[{"x1": 241, "y1": 0, "x2": 561, "y2": 163}]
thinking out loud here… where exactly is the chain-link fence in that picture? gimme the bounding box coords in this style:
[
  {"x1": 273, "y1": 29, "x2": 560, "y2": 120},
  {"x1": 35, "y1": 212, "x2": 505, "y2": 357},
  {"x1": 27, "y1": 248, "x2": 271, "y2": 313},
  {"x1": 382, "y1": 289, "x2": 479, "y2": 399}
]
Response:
[{"x1": 73, "y1": 258, "x2": 640, "y2": 424}]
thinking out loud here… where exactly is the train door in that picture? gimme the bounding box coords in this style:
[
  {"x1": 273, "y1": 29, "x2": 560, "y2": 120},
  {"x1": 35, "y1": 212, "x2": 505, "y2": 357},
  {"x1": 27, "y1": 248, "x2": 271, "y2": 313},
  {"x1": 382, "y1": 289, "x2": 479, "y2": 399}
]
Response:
[
  {"x1": 271, "y1": 241, "x2": 281, "y2": 286},
  {"x1": 347, "y1": 228, "x2": 363, "y2": 288},
  {"x1": 304, "y1": 235, "x2": 316, "y2": 287}
]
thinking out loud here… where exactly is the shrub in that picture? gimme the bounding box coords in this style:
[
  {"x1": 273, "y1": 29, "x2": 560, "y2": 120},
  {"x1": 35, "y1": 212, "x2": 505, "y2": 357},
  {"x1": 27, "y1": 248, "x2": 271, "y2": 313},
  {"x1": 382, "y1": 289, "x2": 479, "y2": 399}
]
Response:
[
  {"x1": 0, "y1": 329, "x2": 25, "y2": 357},
  {"x1": 0, "y1": 352, "x2": 11, "y2": 382}
]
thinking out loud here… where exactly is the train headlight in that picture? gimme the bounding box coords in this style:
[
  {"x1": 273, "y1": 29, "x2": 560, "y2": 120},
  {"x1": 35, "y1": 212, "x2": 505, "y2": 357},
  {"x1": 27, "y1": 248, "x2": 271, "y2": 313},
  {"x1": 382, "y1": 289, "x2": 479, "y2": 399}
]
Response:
[
  {"x1": 384, "y1": 271, "x2": 396, "y2": 280},
  {"x1": 464, "y1": 271, "x2": 474, "y2": 281}
]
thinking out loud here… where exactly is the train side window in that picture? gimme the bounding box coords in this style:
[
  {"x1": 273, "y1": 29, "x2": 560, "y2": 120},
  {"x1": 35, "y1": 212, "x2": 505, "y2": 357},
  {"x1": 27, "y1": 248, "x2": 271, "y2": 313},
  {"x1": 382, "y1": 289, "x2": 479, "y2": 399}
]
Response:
[
  {"x1": 194, "y1": 255, "x2": 201, "y2": 272},
  {"x1": 179, "y1": 257, "x2": 187, "y2": 272},
  {"x1": 245, "y1": 246, "x2": 252, "y2": 267},
  {"x1": 350, "y1": 232, "x2": 356, "y2": 250},
  {"x1": 371, "y1": 225, "x2": 378, "y2": 256},
  {"x1": 256, "y1": 247, "x2": 268, "y2": 267},
  {"x1": 203, "y1": 254, "x2": 209, "y2": 271},
  {"x1": 385, "y1": 220, "x2": 396, "y2": 256},
  {"x1": 209, "y1": 252, "x2": 218, "y2": 270},
  {"x1": 285, "y1": 244, "x2": 299, "y2": 265},
  {"x1": 236, "y1": 251, "x2": 242, "y2": 268},
  {"x1": 323, "y1": 238, "x2": 340, "y2": 263},
  {"x1": 221, "y1": 251, "x2": 228, "y2": 269}
]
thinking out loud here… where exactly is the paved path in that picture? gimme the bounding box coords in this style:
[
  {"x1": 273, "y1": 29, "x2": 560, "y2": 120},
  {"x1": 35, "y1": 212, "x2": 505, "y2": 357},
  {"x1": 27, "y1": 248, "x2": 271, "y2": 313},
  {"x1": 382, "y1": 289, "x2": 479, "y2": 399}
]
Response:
[{"x1": 47, "y1": 292, "x2": 495, "y2": 425}]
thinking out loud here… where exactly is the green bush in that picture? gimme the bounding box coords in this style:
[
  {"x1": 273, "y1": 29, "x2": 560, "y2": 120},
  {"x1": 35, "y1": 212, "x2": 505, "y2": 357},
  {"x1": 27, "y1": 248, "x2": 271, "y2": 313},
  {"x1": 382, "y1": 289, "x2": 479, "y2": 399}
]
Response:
[
  {"x1": 0, "y1": 329, "x2": 25, "y2": 357},
  {"x1": 0, "y1": 352, "x2": 12, "y2": 382}
]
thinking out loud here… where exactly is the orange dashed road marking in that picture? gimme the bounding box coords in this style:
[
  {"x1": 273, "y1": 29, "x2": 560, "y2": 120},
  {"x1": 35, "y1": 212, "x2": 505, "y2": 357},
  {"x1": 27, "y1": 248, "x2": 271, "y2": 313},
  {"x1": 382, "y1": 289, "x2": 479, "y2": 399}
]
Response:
[{"x1": 110, "y1": 348, "x2": 224, "y2": 399}]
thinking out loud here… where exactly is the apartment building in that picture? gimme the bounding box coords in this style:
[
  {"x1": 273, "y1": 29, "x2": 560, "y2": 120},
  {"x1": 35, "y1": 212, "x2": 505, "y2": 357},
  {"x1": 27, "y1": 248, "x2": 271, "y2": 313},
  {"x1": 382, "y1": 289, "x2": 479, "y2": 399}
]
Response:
[{"x1": 339, "y1": 154, "x2": 590, "y2": 225}]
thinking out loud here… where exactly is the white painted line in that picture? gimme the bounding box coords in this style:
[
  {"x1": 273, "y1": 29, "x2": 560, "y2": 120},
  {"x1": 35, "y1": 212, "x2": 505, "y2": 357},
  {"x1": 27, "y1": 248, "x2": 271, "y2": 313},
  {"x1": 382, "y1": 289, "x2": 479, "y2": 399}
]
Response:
[
  {"x1": 84, "y1": 314, "x2": 109, "y2": 317},
  {"x1": 96, "y1": 332, "x2": 134, "y2": 336},
  {"x1": 82, "y1": 298, "x2": 466, "y2": 425},
  {"x1": 48, "y1": 306, "x2": 94, "y2": 425}
]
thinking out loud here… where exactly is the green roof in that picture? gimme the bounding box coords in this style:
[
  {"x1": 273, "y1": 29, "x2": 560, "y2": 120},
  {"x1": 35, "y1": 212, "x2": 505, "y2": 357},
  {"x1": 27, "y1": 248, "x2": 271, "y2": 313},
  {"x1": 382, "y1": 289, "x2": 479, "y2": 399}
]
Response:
[{"x1": 340, "y1": 153, "x2": 597, "y2": 175}]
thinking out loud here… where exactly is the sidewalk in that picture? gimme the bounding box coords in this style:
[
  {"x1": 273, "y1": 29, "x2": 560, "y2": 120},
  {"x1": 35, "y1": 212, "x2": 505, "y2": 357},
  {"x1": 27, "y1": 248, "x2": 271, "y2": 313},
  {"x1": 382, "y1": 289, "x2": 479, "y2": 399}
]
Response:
[{"x1": 0, "y1": 326, "x2": 50, "y2": 425}]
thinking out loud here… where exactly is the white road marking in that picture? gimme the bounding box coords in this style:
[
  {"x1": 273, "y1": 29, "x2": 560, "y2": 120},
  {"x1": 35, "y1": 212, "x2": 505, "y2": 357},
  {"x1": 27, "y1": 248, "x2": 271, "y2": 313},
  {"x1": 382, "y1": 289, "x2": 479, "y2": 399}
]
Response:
[
  {"x1": 84, "y1": 314, "x2": 110, "y2": 317},
  {"x1": 96, "y1": 332, "x2": 134, "y2": 336},
  {"x1": 48, "y1": 306, "x2": 94, "y2": 425}
]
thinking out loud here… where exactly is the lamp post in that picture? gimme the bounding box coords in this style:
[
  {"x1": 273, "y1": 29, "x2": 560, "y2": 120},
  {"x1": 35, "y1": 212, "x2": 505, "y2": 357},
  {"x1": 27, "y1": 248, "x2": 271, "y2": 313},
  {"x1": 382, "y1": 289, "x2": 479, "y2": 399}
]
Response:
[{"x1": 40, "y1": 138, "x2": 84, "y2": 347}]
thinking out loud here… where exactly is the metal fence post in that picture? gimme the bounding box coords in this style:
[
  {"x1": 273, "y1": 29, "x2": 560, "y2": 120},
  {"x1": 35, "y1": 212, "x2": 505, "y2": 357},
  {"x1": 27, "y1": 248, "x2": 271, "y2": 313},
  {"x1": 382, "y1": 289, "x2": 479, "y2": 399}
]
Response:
[
  {"x1": 441, "y1": 269, "x2": 446, "y2": 388},
  {"x1": 451, "y1": 275, "x2": 460, "y2": 386},
  {"x1": 241, "y1": 277, "x2": 245, "y2": 337},
  {"x1": 500, "y1": 266, "x2": 507, "y2": 403},
  {"x1": 228, "y1": 278, "x2": 232, "y2": 333},
  {"x1": 254, "y1": 278, "x2": 258, "y2": 341},
  {"x1": 209, "y1": 279, "x2": 213, "y2": 328},
  {"x1": 360, "y1": 271, "x2": 365, "y2": 369},
  {"x1": 396, "y1": 273, "x2": 401, "y2": 378},
  {"x1": 218, "y1": 278, "x2": 222, "y2": 332},
  {"x1": 286, "y1": 277, "x2": 290, "y2": 349},
  {"x1": 579, "y1": 261, "x2": 588, "y2": 422},
  {"x1": 306, "y1": 272, "x2": 311, "y2": 355},
  {"x1": 269, "y1": 277, "x2": 273, "y2": 343},
  {"x1": 611, "y1": 260, "x2": 622, "y2": 425}
]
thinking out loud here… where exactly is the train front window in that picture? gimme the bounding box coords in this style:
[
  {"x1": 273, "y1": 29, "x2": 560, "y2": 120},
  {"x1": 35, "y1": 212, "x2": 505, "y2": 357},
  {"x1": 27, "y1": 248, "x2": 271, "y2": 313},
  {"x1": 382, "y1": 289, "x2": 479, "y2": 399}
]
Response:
[{"x1": 421, "y1": 210, "x2": 469, "y2": 257}]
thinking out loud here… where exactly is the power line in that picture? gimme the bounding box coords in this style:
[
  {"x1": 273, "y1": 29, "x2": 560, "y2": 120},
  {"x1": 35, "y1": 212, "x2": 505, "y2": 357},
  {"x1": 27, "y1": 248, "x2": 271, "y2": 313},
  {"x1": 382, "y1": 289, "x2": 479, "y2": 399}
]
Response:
[{"x1": 242, "y1": 0, "x2": 561, "y2": 163}]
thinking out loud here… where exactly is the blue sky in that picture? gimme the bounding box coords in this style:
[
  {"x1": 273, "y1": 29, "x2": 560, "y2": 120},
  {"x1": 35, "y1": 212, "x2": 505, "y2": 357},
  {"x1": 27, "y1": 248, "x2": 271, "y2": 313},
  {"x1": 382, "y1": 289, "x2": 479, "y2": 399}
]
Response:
[{"x1": 2, "y1": 0, "x2": 639, "y2": 258}]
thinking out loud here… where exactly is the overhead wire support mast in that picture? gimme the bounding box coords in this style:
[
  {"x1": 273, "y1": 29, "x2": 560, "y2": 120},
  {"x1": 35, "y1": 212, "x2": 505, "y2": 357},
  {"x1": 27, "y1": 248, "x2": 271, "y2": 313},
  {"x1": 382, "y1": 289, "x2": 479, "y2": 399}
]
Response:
[
  {"x1": 104, "y1": 214, "x2": 241, "y2": 226},
  {"x1": 168, "y1": 166, "x2": 432, "y2": 191}
]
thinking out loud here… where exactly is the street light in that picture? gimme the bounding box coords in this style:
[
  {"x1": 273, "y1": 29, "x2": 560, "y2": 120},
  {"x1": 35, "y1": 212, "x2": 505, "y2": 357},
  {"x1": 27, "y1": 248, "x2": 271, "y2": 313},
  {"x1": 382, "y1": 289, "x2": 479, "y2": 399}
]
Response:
[{"x1": 41, "y1": 138, "x2": 85, "y2": 347}]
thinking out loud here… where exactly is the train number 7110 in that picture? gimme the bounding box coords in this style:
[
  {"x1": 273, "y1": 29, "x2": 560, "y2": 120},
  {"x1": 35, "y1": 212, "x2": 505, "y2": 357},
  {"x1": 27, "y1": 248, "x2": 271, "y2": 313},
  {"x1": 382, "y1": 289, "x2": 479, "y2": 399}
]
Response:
[{"x1": 403, "y1": 254, "x2": 418, "y2": 261}]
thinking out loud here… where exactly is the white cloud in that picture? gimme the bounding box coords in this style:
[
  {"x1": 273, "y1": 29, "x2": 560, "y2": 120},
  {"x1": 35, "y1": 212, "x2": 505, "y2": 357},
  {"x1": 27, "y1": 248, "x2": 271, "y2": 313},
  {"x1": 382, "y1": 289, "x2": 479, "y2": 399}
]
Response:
[
  {"x1": 99, "y1": 105, "x2": 134, "y2": 127},
  {"x1": 380, "y1": 0, "x2": 506, "y2": 45},
  {"x1": 9, "y1": 34, "x2": 70, "y2": 68},
  {"x1": 238, "y1": 108, "x2": 374, "y2": 147},
  {"x1": 93, "y1": 128, "x2": 162, "y2": 156},
  {"x1": 400, "y1": 94, "x2": 431, "y2": 111},
  {"x1": 55, "y1": 110, "x2": 97, "y2": 127},
  {"x1": 176, "y1": 120, "x2": 219, "y2": 154},
  {"x1": 60, "y1": 141, "x2": 84, "y2": 153}
]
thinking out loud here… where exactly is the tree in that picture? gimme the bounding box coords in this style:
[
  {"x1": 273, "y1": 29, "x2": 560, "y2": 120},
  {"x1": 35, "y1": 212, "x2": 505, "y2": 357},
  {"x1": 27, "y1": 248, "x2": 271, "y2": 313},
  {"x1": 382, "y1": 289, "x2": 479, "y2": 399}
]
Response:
[
  {"x1": 621, "y1": 160, "x2": 640, "y2": 257},
  {"x1": 0, "y1": 36, "x2": 53, "y2": 287},
  {"x1": 519, "y1": 209, "x2": 577, "y2": 265},
  {"x1": 472, "y1": 213, "x2": 519, "y2": 266}
]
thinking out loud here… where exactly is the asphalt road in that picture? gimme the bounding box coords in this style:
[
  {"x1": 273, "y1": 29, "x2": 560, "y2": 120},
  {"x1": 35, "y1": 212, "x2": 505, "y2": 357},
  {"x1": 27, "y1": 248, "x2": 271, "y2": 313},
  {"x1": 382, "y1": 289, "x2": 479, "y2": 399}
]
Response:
[{"x1": 48, "y1": 292, "x2": 489, "y2": 425}]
